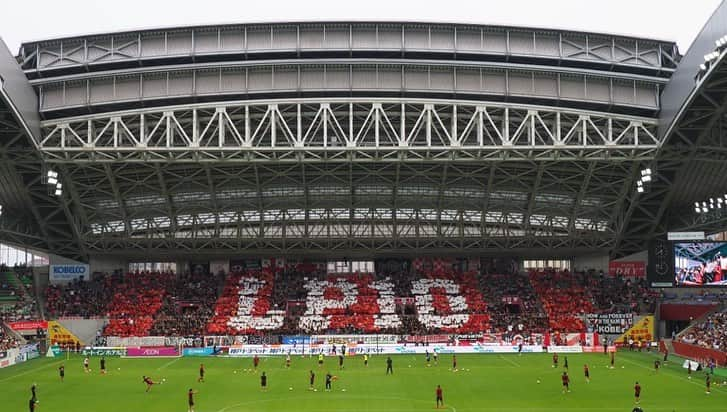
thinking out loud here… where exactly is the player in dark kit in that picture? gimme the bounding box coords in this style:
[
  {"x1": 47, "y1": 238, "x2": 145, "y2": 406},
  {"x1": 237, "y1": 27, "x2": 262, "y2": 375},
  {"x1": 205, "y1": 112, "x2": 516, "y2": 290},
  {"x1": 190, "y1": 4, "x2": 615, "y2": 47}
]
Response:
[
  {"x1": 436, "y1": 385, "x2": 444, "y2": 409},
  {"x1": 386, "y1": 356, "x2": 393, "y2": 374},
  {"x1": 29, "y1": 397, "x2": 39, "y2": 412},
  {"x1": 563, "y1": 356, "x2": 568, "y2": 370},
  {"x1": 325, "y1": 372, "x2": 333, "y2": 391},
  {"x1": 561, "y1": 371, "x2": 570, "y2": 393},
  {"x1": 260, "y1": 372, "x2": 267, "y2": 391},
  {"x1": 58, "y1": 365, "x2": 65, "y2": 382},
  {"x1": 338, "y1": 354, "x2": 344, "y2": 369},
  {"x1": 100, "y1": 357, "x2": 107, "y2": 375},
  {"x1": 634, "y1": 381, "x2": 641, "y2": 403},
  {"x1": 426, "y1": 351, "x2": 431, "y2": 366},
  {"x1": 688, "y1": 361, "x2": 692, "y2": 379},
  {"x1": 663, "y1": 348, "x2": 668, "y2": 362},
  {"x1": 452, "y1": 355, "x2": 457, "y2": 371},
  {"x1": 518, "y1": 342, "x2": 523, "y2": 356},
  {"x1": 653, "y1": 360, "x2": 660, "y2": 373},
  {"x1": 309, "y1": 370, "x2": 315, "y2": 390},
  {"x1": 31, "y1": 383, "x2": 37, "y2": 398},
  {"x1": 143, "y1": 376, "x2": 156, "y2": 392},
  {"x1": 583, "y1": 364, "x2": 590, "y2": 383},
  {"x1": 187, "y1": 388, "x2": 198, "y2": 412},
  {"x1": 552, "y1": 353, "x2": 558, "y2": 368},
  {"x1": 706, "y1": 374, "x2": 712, "y2": 394},
  {"x1": 198, "y1": 364, "x2": 205, "y2": 383}
]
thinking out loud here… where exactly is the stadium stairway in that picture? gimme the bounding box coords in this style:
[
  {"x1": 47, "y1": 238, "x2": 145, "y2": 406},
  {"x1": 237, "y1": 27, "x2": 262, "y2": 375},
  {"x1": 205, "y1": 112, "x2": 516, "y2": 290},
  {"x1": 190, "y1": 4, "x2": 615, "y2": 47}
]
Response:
[{"x1": 56, "y1": 317, "x2": 106, "y2": 345}]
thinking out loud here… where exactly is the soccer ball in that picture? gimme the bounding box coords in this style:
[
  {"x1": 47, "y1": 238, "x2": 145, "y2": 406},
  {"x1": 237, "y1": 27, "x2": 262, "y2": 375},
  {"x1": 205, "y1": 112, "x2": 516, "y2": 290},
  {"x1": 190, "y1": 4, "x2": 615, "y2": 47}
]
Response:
[
  {"x1": 162, "y1": 379, "x2": 166, "y2": 382},
  {"x1": 537, "y1": 380, "x2": 541, "y2": 384},
  {"x1": 342, "y1": 389, "x2": 347, "y2": 392},
  {"x1": 408, "y1": 365, "x2": 411, "y2": 368},
  {"x1": 314, "y1": 389, "x2": 318, "y2": 392},
  {"x1": 117, "y1": 368, "x2": 121, "y2": 371},
  {"x1": 234, "y1": 371, "x2": 237, "y2": 374},
  {"x1": 289, "y1": 387, "x2": 293, "y2": 391}
]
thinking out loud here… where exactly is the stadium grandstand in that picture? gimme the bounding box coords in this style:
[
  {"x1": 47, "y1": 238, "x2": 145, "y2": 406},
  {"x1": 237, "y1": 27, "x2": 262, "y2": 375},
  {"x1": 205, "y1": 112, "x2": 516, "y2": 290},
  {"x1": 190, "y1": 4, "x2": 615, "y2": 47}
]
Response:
[{"x1": 3, "y1": 2, "x2": 727, "y2": 411}]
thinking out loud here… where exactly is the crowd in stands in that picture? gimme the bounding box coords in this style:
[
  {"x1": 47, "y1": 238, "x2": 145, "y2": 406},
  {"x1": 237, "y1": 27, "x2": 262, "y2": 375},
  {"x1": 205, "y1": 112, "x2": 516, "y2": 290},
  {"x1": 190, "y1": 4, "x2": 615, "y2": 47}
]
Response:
[
  {"x1": 680, "y1": 310, "x2": 727, "y2": 352},
  {"x1": 480, "y1": 272, "x2": 549, "y2": 334},
  {"x1": 46, "y1": 277, "x2": 114, "y2": 318},
  {"x1": 30, "y1": 262, "x2": 671, "y2": 339},
  {"x1": 148, "y1": 272, "x2": 220, "y2": 337},
  {"x1": 529, "y1": 270, "x2": 594, "y2": 332},
  {"x1": 102, "y1": 272, "x2": 174, "y2": 336},
  {"x1": 207, "y1": 272, "x2": 284, "y2": 335}
]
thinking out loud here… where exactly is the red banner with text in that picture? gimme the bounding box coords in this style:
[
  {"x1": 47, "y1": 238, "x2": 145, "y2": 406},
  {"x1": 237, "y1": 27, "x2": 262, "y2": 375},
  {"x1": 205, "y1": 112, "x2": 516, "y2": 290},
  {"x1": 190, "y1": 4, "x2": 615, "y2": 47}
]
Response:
[{"x1": 7, "y1": 320, "x2": 48, "y2": 331}]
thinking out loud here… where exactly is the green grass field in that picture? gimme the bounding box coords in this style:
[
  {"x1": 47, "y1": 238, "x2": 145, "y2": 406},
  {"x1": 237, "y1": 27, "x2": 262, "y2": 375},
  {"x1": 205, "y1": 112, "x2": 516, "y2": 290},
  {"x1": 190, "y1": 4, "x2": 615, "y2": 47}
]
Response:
[{"x1": 1, "y1": 351, "x2": 723, "y2": 411}]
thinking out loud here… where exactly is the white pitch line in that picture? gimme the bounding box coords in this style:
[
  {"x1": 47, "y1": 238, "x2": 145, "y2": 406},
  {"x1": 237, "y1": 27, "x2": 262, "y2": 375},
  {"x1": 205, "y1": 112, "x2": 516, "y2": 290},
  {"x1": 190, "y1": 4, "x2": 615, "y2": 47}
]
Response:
[
  {"x1": 155, "y1": 357, "x2": 182, "y2": 371},
  {"x1": 0, "y1": 359, "x2": 64, "y2": 382},
  {"x1": 619, "y1": 355, "x2": 726, "y2": 393},
  {"x1": 499, "y1": 355, "x2": 521, "y2": 367}
]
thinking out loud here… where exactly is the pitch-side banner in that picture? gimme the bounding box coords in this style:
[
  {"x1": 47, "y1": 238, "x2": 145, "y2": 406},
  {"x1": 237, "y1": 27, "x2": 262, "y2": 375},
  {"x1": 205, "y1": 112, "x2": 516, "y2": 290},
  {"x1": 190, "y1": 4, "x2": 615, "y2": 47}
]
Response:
[
  {"x1": 226, "y1": 344, "x2": 543, "y2": 356},
  {"x1": 547, "y1": 346, "x2": 584, "y2": 353}
]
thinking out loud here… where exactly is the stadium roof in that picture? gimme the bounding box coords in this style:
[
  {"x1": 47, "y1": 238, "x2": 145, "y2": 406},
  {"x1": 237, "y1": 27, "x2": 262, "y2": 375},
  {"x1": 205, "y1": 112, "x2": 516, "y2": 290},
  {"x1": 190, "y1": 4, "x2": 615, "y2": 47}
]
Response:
[{"x1": 0, "y1": 13, "x2": 726, "y2": 262}]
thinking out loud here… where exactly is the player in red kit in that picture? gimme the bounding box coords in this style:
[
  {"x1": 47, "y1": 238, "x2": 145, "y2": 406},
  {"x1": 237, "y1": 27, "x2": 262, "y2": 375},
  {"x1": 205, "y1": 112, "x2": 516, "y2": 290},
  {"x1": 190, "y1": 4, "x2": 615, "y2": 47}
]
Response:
[
  {"x1": 143, "y1": 376, "x2": 156, "y2": 392},
  {"x1": 436, "y1": 385, "x2": 444, "y2": 408},
  {"x1": 561, "y1": 371, "x2": 570, "y2": 393},
  {"x1": 634, "y1": 381, "x2": 641, "y2": 403},
  {"x1": 552, "y1": 353, "x2": 559, "y2": 368},
  {"x1": 187, "y1": 388, "x2": 198, "y2": 412},
  {"x1": 583, "y1": 364, "x2": 590, "y2": 383},
  {"x1": 253, "y1": 355, "x2": 260, "y2": 371}
]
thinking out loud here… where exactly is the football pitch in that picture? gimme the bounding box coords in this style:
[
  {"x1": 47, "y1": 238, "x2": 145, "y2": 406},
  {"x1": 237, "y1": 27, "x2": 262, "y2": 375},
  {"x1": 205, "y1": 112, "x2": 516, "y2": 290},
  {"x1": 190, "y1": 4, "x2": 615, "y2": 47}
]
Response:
[{"x1": 2, "y1": 351, "x2": 723, "y2": 411}]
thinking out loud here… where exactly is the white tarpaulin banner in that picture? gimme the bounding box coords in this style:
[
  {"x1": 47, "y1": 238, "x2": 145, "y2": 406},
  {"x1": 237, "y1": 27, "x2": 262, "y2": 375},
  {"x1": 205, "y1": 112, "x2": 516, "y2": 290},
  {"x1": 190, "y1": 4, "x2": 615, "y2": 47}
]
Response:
[
  {"x1": 547, "y1": 346, "x2": 584, "y2": 353},
  {"x1": 226, "y1": 344, "x2": 543, "y2": 357}
]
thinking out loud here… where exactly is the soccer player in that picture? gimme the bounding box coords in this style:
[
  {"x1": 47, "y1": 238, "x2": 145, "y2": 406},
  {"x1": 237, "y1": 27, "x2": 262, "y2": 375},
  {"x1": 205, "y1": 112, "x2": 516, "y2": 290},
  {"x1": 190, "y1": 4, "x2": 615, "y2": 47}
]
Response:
[
  {"x1": 433, "y1": 351, "x2": 438, "y2": 365},
  {"x1": 706, "y1": 374, "x2": 712, "y2": 394},
  {"x1": 29, "y1": 397, "x2": 39, "y2": 412},
  {"x1": 653, "y1": 360, "x2": 660, "y2": 373},
  {"x1": 426, "y1": 350, "x2": 431, "y2": 366},
  {"x1": 363, "y1": 353, "x2": 369, "y2": 367},
  {"x1": 100, "y1": 357, "x2": 107, "y2": 375},
  {"x1": 198, "y1": 364, "x2": 205, "y2": 383},
  {"x1": 143, "y1": 376, "x2": 156, "y2": 392},
  {"x1": 338, "y1": 354, "x2": 344, "y2": 370},
  {"x1": 634, "y1": 381, "x2": 641, "y2": 403},
  {"x1": 260, "y1": 372, "x2": 267, "y2": 391},
  {"x1": 518, "y1": 342, "x2": 523, "y2": 356},
  {"x1": 564, "y1": 356, "x2": 568, "y2": 370},
  {"x1": 309, "y1": 370, "x2": 315, "y2": 390},
  {"x1": 436, "y1": 385, "x2": 444, "y2": 409},
  {"x1": 452, "y1": 355, "x2": 457, "y2": 371},
  {"x1": 325, "y1": 372, "x2": 333, "y2": 391},
  {"x1": 286, "y1": 353, "x2": 291, "y2": 369},
  {"x1": 610, "y1": 351, "x2": 615, "y2": 369},
  {"x1": 561, "y1": 371, "x2": 570, "y2": 393},
  {"x1": 583, "y1": 364, "x2": 590, "y2": 383},
  {"x1": 688, "y1": 361, "x2": 692, "y2": 379},
  {"x1": 83, "y1": 357, "x2": 90, "y2": 373},
  {"x1": 58, "y1": 365, "x2": 65, "y2": 382},
  {"x1": 31, "y1": 383, "x2": 37, "y2": 399},
  {"x1": 552, "y1": 353, "x2": 559, "y2": 368},
  {"x1": 318, "y1": 352, "x2": 324, "y2": 368},
  {"x1": 253, "y1": 355, "x2": 260, "y2": 371},
  {"x1": 187, "y1": 388, "x2": 198, "y2": 412},
  {"x1": 386, "y1": 356, "x2": 393, "y2": 375},
  {"x1": 663, "y1": 348, "x2": 669, "y2": 362}
]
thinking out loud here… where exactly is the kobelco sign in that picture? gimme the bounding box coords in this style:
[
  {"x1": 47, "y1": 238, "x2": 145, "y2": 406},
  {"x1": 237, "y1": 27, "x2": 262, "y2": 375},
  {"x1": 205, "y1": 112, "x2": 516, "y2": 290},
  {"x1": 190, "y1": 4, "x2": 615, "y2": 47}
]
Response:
[{"x1": 49, "y1": 264, "x2": 89, "y2": 282}]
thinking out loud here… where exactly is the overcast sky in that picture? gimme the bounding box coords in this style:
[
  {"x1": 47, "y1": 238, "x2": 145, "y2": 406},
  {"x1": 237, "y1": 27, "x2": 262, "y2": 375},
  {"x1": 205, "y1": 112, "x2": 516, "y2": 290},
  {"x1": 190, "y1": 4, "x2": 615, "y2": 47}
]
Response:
[{"x1": 0, "y1": 0, "x2": 722, "y2": 54}]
